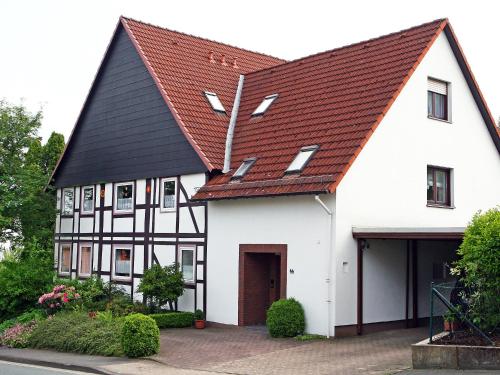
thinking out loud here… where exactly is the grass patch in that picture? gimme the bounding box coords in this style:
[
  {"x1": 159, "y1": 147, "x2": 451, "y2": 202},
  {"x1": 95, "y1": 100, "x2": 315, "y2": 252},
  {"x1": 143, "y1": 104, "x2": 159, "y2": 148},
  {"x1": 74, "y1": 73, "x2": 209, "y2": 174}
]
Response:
[
  {"x1": 149, "y1": 312, "x2": 193, "y2": 328},
  {"x1": 28, "y1": 311, "x2": 124, "y2": 356},
  {"x1": 295, "y1": 333, "x2": 327, "y2": 341}
]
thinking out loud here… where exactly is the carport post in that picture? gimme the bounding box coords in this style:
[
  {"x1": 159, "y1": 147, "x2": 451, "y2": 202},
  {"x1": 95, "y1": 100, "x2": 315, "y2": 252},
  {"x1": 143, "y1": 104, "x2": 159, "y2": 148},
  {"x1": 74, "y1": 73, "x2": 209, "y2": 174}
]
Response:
[{"x1": 357, "y1": 239, "x2": 363, "y2": 335}]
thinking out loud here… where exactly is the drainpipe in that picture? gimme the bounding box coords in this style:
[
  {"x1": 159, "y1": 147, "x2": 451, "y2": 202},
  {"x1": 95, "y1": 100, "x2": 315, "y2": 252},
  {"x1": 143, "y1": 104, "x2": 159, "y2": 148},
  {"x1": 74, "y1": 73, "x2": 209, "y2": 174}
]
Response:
[
  {"x1": 223, "y1": 74, "x2": 245, "y2": 173},
  {"x1": 315, "y1": 195, "x2": 334, "y2": 338}
]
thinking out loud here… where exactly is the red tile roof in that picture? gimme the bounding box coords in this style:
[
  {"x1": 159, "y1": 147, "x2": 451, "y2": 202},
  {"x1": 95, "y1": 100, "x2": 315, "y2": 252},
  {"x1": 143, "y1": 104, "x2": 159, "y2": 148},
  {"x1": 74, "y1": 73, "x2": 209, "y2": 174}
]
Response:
[
  {"x1": 121, "y1": 17, "x2": 285, "y2": 170},
  {"x1": 193, "y1": 19, "x2": 448, "y2": 200}
]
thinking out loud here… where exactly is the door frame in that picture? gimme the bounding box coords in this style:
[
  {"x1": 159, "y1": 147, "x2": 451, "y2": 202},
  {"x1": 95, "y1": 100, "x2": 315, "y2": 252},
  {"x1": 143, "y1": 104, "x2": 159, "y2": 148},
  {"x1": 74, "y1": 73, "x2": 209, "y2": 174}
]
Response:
[{"x1": 238, "y1": 244, "x2": 287, "y2": 326}]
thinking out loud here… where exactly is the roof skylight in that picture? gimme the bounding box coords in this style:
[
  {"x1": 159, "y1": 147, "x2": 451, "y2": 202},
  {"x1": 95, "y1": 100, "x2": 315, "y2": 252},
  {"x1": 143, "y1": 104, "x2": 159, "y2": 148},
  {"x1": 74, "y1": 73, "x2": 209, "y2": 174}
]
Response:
[
  {"x1": 232, "y1": 158, "x2": 256, "y2": 179},
  {"x1": 252, "y1": 94, "x2": 278, "y2": 116},
  {"x1": 204, "y1": 91, "x2": 226, "y2": 113},
  {"x1": 286, "y1": 145, "x2": 319, "y2": 173}
]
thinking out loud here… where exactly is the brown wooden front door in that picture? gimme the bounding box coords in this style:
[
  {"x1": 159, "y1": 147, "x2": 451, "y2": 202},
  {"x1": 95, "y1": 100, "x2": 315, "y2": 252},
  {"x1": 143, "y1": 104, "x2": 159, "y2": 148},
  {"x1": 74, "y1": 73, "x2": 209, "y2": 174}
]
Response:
[{"x1": 238, "y1": 245, "x2": 287, "y2": 326}]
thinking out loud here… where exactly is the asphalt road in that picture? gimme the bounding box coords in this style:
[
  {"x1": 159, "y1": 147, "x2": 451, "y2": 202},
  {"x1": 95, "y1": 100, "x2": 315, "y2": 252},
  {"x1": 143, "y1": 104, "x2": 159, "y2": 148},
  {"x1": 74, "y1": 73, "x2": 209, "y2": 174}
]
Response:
[{"x1": 0, "y1": 361, "x2": 96, "y2": 375}]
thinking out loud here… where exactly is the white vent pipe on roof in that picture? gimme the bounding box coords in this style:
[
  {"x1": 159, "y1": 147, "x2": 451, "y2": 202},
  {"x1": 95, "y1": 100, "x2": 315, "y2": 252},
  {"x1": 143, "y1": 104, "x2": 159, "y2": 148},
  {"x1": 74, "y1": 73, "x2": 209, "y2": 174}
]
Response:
[{"x1": 223, "y1": 74, "x2": 245, "y2": 173}]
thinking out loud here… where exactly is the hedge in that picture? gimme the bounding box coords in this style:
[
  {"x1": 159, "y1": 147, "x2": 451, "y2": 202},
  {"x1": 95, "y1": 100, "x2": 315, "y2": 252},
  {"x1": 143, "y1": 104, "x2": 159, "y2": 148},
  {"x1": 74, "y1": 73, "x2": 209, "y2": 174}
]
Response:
[
  {"x1": 266, "y1": 298, "x2": 305, "y2": 338},
  {"x1": 121, "y1": 314, "x2": 159, "y2": 358},
  {"x1": 149, "y1": 312, "x2": 194, "y2": 328},
  {"x1": 28, "y1": 312, "x2": 124, "y2": 356}
]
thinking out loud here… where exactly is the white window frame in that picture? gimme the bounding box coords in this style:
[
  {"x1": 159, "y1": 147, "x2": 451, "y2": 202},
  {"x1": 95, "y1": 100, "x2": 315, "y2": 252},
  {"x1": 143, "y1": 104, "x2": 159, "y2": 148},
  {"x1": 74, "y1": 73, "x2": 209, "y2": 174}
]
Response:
[
  {"x1": 61, "y1": 188, "x2": 74, "y2": 216},
  {"x1": 160, "y1": 177, "x2": 177, "y2": 212},
  {"x1": 286, "y1": 145, "x2": 319, "y2": 173},
  {"x1": 112, "y1": 245, "x2": 133, "y2": 281},
  {"x1": 59, "y1": 243, "x2": 72, "y2": 276},
  {"x1": 78, "y1": 242, "x2": 93, "y2": 278},
  {"x1": 252, "y1": 94, "x2": 278, "y2": 116},
  {"x1": 178, "y1": 246, "x2": 195, "y2": 284},
  {"x1": 114, "y1": 182, "x2": 134, "y2": 214},
  {"x1": 204, "y1": 91, "x2": 226, "y2": 113},
  {"x1": 80, "y1": 186, "x2": 95, "y2": 215}
]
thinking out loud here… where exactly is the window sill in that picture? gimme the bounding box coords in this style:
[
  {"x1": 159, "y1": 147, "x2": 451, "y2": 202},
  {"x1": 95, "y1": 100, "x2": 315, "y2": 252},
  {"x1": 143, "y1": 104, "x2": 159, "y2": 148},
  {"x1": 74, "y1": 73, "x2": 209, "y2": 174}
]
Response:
[
  {"x1": 159, "y1": 208, "x2": 176, "y2": 213},
  {"x1": 60, "y1": 214, "x2": 74, "y2": 218},
  {"x1": 80, "y1": 211, "x2": 95, "y2": 217},
  {"x1": 427, "y1": 203, "x2": 455, "y2": 209},
  {"x1": 427, "y1": 115, "x2": 452, "y2": 124}
]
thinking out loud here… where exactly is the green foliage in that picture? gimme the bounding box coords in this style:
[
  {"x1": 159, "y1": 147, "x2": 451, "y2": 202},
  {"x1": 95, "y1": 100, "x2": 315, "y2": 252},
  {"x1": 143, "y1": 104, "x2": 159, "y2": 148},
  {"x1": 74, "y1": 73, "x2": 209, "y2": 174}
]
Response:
[
  {"x1": 295, "y1": 334, "x2": 326, "y2": 341},
  {"x1": 137, "y1": 264, "x2": 184, "y2": 312},
  {"x1": 0, "y1": 246, "x2": 54, "y2": 321},
  {"x1": 28, "y1": 312, "x2": 124, "y2": 356},
  {"x1": 194, "y1": 309, "x2": 204, "y2": 320},
  {"x1": 452, "y1": 207, "x2": 500, "y2": 332},
  {"x1": 0, "y1": 321, "x2": 38, "y2": 348},
  {"x1": 149, "y1": 312, "x2": 194, "y2": 328},
  {"x1": 266, "y1": 298, "x2": 305, "y2": 338},
  {"x1": 121, "y1": 314, "x2": 160, "y2": 358}
]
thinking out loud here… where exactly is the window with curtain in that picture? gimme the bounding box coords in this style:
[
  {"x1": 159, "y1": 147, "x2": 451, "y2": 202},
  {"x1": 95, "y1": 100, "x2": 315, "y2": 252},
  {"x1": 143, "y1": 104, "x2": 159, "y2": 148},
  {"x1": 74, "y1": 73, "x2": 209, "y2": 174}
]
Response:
[
  {"x1": 161, "y1": 179, "x2": 176, "y2": 211},
  {"x1": 60, "y1": 244, "x2": 71, "y2": 274},
  {"x1": 79, "y1": 245, "x2": 92, "y2": 276},
  {"x1": 427, "y1": 78, "x2": 448, "y2": 120},
  {"x1": 115, "y1": 183, "x2": 134, "y2": 212},
  {"x1": 62, "y1": 189, "x2": 74, "y2": 216},
  {"x1": 427, "y1": 166, "x2": 451, "y2": 206},
  {"x1": 180, "y1": 248, "x2": 194, "y2": 282},
  {"x1": 114, "y1": 247, "x2": 132, "y2": 279},
  {"x1": 81, "y1": 186, "x2": 94, "y2": 214}
]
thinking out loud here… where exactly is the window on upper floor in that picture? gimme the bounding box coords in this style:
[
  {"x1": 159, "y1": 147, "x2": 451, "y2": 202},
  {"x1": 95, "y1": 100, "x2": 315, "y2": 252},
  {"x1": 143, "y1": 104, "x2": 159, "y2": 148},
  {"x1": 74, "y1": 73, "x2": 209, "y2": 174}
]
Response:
[
  {"x1": 160, "y1": 178, "x2": 177, "y2": 212},
  {"x1": 252, "y1": 94, "x2": 278, "y2": 116},
  {"x1": 62, "y1": 188, "x2": 74, "y2": 216},
  {"x1": 113, "y1": 246, "x2": 132, "y2": 280},
  {"x1": 114, "y1": 182, "x2": 134, "y2": 213},
  {"x1": 232, "y1": 158, "x2": 256, "y2": 180},
  {"x1": 427, "y1": 166, "x2": 452, "y2": 207},
  {"x1": 179, "y1": 246, "x2": 195, "y2": 283},
  {"x1": 204, "y1": 91, "x2": 226, "y2": 113},
  {"x1": 286, "y1": 145, "x2": 319, "y2": 173},
  {"x1": 427, "y1": 78, "x2": 449, "y2": 121},
  {"x1": 59, "y1": 243, "x2": 71, "y2": 275},
  {"x1": 81, "y1": 186, "x2": 95, "y2": 215}
]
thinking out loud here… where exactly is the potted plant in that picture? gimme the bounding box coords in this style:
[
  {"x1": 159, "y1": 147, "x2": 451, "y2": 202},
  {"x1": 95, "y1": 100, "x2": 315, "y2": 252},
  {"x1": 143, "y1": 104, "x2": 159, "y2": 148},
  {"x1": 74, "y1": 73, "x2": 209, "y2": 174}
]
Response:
[
  {"x1": 443, "y1": 308, "x2": 460, "y2": 332},
  {"x1": 194, "y1": 309, "x2": 205, "y2": 329}
]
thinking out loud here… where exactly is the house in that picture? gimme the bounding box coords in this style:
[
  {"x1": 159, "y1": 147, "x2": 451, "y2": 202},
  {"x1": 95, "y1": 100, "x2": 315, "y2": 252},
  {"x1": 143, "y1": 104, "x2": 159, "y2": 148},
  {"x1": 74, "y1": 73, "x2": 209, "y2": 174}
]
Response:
[{"x1": 51, "y1": 17, "x2": 500, "y2": 337}]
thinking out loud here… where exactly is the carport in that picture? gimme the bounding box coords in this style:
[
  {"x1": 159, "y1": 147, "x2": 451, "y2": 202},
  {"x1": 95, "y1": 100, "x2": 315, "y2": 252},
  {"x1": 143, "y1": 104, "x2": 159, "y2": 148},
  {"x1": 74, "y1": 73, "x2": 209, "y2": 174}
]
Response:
[{"x1": 352, "y1": 227, "x2": 464, "y2": 335}]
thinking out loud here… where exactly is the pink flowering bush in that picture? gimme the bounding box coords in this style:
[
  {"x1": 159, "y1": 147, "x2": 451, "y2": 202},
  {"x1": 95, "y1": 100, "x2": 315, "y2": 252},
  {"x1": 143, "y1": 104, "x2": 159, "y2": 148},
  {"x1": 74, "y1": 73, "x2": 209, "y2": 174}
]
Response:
[
  {"x1": 0, "y1": 321, "x2": 37, "y2": 348},
  {"x1": 38, "y1": 285, "x2": 80, "y2": 315}
]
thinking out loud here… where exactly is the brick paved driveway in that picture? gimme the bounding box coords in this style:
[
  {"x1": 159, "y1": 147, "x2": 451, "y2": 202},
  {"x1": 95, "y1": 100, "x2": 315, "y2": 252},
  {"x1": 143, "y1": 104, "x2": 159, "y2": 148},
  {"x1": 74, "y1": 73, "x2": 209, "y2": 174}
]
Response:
[{"x1": 153, "y1": 326, "x2": 428, "y2": 375}]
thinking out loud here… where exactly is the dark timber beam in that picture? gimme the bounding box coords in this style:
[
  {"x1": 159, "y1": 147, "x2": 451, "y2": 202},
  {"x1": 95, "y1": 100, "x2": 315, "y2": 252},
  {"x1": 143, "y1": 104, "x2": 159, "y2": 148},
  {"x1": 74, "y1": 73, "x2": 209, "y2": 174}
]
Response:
[
  {"x1": 357, "y1": 239, "x2": 364, "y2": 335},
  {"x1": 411, "y1": 239, "x2": 418, "y2": 327}
]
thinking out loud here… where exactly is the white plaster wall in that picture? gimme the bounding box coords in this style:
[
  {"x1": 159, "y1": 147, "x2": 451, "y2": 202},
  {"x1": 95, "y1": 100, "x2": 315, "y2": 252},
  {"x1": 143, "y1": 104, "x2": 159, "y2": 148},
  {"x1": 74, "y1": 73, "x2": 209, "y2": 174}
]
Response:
[
  {"x1": 136, "y1": 179, "x2": 146, "y2": 205},
  {"x1": 60, "y1": 218, "x2": 73, "y2": 233},
  {"x1": 113, "y1": 217, "x2": 133, "y2": 233},
  {"x1": 334, "y1": 32, "x2": 500, "y2": 327},
  {"x1": 80, "y1": 217, "x2": 93, "y2": 233},
  {"x1": 207, "y1": 194, "x2": 334, "y2": 335},
  {"x1": 180, "y1": 173, "x2": 205, "y2": 202}
]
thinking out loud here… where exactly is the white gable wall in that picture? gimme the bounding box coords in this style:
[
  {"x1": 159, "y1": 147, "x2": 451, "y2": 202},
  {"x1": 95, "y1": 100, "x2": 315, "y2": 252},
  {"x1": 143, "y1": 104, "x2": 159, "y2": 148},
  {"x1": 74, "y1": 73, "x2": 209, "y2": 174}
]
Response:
[{"x1": 334, "y1": 32, "x2": 500, "y2": 327}]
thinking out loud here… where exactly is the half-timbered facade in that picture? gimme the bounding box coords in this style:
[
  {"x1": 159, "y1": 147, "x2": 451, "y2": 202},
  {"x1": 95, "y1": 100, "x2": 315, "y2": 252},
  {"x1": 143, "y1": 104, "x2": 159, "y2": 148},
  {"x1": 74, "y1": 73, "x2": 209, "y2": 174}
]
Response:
[{"x1": 52, "y1": 17, "x2": 499, "y2": 335}]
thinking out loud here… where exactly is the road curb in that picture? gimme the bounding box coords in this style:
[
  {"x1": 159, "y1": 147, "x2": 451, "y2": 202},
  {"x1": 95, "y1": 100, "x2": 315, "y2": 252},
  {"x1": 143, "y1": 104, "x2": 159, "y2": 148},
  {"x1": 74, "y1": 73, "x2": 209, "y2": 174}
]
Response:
[{"x1": 0, "y1": 353, "x2": 116, "y2": 374}]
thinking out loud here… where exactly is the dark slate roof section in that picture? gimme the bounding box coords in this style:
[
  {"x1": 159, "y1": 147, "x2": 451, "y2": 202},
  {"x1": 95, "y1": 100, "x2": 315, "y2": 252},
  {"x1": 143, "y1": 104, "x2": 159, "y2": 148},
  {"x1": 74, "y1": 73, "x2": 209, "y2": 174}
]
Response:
[{"x1": 52, "y1": 25, "x2": 207, "y2": 187}]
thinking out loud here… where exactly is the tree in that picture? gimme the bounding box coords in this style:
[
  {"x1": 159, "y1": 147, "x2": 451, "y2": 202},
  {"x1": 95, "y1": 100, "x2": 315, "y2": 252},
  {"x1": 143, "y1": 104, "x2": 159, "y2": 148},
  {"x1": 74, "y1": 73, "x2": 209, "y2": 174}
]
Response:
[
  {"x1": 137, "y1": 264, "x2": 184, "y2": 311},
  {"x1": 452, "y1": 207, "x2": 500, "y2": 332},
  {"x1": 0, "y1": 101, "x2": 64, "y2": 253}
]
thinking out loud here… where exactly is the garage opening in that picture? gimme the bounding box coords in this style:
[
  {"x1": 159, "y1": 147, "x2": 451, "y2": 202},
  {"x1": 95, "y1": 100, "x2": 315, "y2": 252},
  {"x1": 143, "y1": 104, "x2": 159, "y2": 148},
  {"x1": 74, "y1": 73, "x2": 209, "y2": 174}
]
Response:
[
  {"x1": 352, "y1": 227, "x2": 464, "y2": 335},
  {"x1": 238, "y1": 244, "x2": 287, "y2": 326}
]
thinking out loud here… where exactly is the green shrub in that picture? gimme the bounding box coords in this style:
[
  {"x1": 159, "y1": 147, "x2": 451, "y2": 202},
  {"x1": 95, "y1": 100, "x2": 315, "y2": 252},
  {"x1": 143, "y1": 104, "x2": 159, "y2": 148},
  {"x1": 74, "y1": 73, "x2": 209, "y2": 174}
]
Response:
[
  {"x1": 121, "y1": 314, "x2": 159, "y2": 358},
  {"x1": 28, "y1": 312, "x2": 124, "y2": 356},
  {"x1": 295, "y1": 334, "x2": 326, "y2": 341},
  {"x1": 149, "y1": 312, "x2": 194, "y2": 328},
  {"x1": 266, "y1": 298, "x2": 305, "y2": 338},
  {"x1": 194, "y1": 309, "x2": 203, "y2": 320},
  {"x1": 0, "y1": 310, "x2": 44, "y2": 335},
  {"x1": 452, "y1": 207, "x2": 500, "y2": 332},
  {"x1": 0, "y1": 321, "x2": 38, "y2": 348},
  {"x1": 137, "y1": 264, "x2": 184, "y2": 312}
]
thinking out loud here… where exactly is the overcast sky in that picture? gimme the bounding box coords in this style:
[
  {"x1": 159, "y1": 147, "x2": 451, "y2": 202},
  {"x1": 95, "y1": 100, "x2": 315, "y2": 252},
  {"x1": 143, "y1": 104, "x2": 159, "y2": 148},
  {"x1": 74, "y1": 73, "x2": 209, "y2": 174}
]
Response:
[{"x1": 1, "y1": 0, "x2": 499, "y2": 142}]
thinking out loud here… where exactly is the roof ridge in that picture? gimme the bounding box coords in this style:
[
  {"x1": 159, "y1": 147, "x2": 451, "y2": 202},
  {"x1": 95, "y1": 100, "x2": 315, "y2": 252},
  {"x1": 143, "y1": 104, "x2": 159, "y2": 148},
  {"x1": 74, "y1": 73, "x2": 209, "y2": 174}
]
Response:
[
  {"x1": 120, "y1": 16, "x2": 286, "y2": 63},
  {"x1": 247, "y1": 18, "x2": 448, "y2": 76}
]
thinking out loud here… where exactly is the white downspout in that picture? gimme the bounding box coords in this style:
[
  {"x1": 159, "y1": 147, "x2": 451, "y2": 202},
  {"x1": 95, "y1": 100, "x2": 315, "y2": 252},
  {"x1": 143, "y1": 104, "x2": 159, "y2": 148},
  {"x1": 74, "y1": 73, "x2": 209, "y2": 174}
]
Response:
[
  {"x1": 223, "y1": 74, "x2": 245, "y2": 173},
  {"x1": 315, "y1": 195, "x2": 334, "y2": 338}
]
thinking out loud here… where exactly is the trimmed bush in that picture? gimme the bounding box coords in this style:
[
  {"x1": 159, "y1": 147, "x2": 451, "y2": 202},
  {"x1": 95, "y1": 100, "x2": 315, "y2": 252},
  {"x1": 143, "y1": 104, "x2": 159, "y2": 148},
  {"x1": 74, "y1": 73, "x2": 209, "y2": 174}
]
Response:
[
  {"x1": 28, "y1": 312, "x2": 124, "y2": 356},
  {"x1": 121, "y1": 314, "x2": 159, "y2": 358},
  {"x1": 266, "y1": 298, "x2": 305, "y2": 338},
  {"x1": 149, "y1": 312, "x2": 194, "y2": 328}
]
